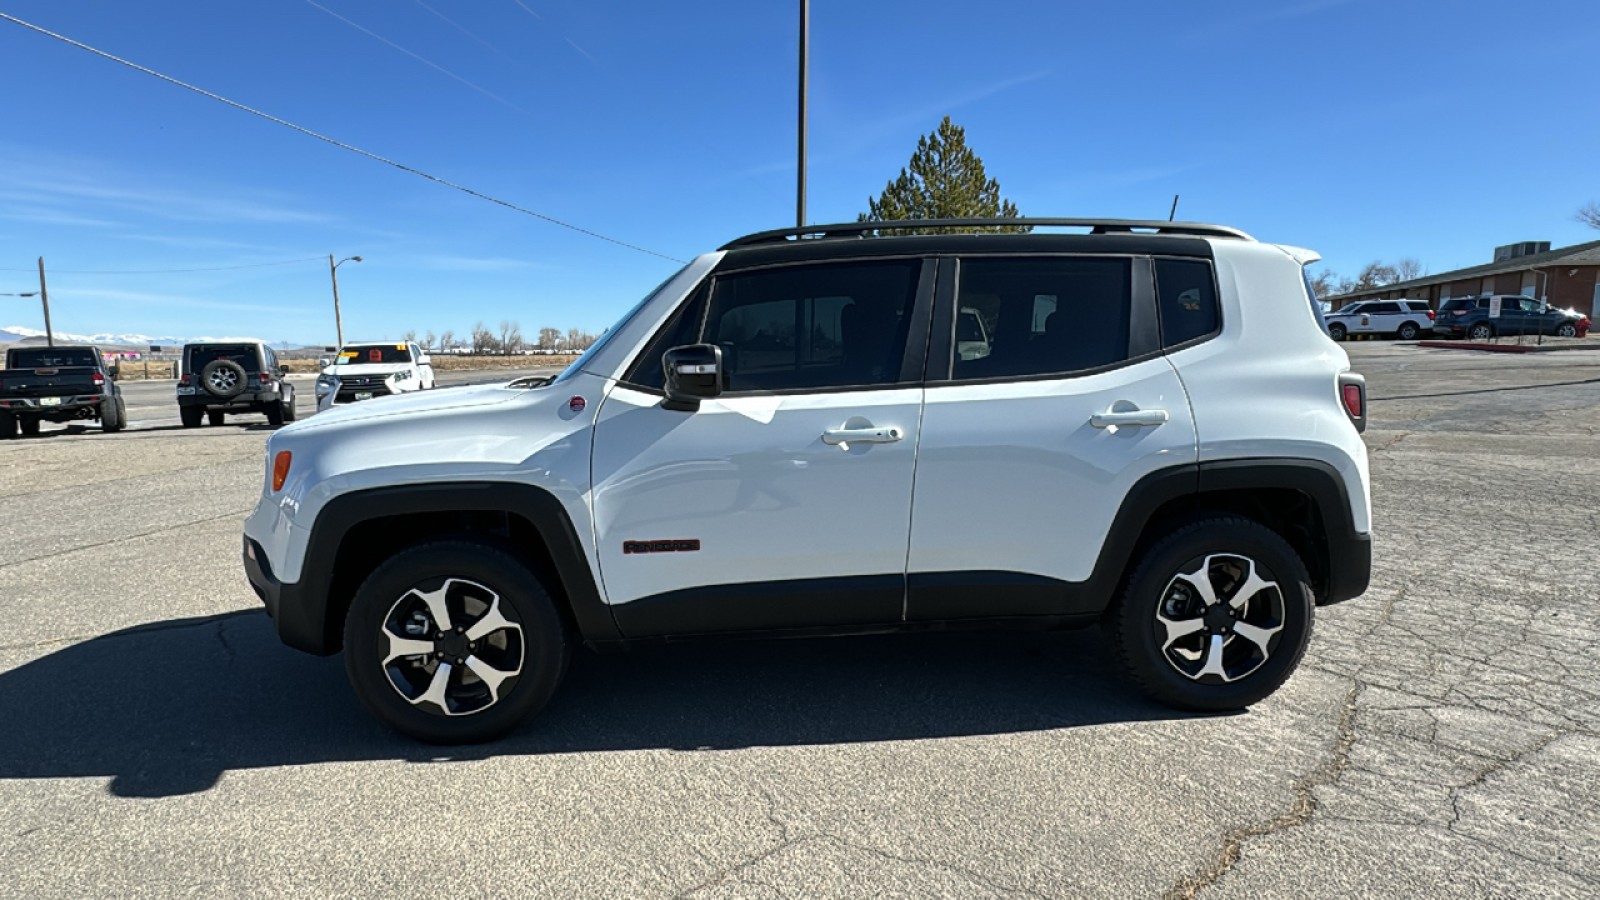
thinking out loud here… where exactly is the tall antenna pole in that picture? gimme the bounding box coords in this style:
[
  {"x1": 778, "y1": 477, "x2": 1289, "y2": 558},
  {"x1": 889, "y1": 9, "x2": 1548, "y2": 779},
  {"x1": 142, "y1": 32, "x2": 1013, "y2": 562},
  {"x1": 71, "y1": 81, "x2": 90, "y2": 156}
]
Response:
[
  {"x1": 797, "y1": 0, "x2": 809, "y2": 228},
  {"x1": 1168, "y1": 194, "x2": 1180, "y2": 222}
]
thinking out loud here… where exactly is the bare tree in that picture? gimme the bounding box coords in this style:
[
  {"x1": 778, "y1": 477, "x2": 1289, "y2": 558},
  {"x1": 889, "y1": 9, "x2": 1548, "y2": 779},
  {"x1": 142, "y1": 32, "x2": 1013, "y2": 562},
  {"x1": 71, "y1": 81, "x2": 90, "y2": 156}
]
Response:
[
  {"x1": 538, "y1": 327, "x2": 561, "y2": 351},
  {"x1": 1307, "y1": 268, "x2": 1337, "y2": 298},
  {"x1": 423, "y1": 330, "x2": 436, "y2": 350},
  {"x1": 439, "y1": 329, "x2": 455, "y2": 352},
  {"x1": 402, "y1": 329, "x2": 418, "y2": 343},
  {"x1": 1578, "y1": 202, "x2": 1600, "y2": 230},
  {"x1": 471, "y1": 321, "x2": 496, "y2": 355},
  {"x1": 1393, "y1": 258, "x2": 1424, "y2": 282},
  {"x1": 566, "y1": 327, "x2": 583, "y2": 351}
]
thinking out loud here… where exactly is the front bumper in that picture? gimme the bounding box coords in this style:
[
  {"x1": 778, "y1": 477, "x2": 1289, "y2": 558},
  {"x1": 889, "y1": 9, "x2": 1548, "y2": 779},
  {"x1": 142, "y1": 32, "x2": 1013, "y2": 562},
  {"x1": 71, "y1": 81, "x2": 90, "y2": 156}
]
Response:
[{"x1": 244, "y1": 536, "x2": 334, "y2": 656}]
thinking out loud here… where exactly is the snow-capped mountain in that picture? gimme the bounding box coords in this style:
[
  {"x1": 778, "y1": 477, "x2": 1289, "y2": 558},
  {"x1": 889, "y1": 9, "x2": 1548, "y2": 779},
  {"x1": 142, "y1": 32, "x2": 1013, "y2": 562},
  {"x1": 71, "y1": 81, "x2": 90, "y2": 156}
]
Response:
[{"x1": 1, "y1": 325, "x2": 298, "y2": 349}]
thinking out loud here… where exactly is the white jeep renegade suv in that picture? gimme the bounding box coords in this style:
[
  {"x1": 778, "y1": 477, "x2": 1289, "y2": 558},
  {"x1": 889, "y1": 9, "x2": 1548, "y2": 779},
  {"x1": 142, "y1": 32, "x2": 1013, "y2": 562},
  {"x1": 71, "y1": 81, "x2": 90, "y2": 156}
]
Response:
[{"x1": 244, "y1": 218, "x2": 1372, "y2": 743}]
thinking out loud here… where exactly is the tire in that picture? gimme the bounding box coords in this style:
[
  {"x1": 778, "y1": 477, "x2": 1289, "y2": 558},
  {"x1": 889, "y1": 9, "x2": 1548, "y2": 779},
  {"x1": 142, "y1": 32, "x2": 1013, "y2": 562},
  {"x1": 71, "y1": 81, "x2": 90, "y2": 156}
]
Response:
[
  {"x1": 1468, "y1": 323, "x2": 1494, "y2": 341},
  {"x1": 342, "y1": 540, "x2": 570, "y2": 743},
  {"x1": 199, "y1": 359, "x2": 248, "y2": 399},
  {"x1": 19, "y1": 415, "x2": 40, "y2": 437},
  {"x1": 0, "y1": 411, "x2": 14, "y2": 439},
  {"x1": 180, "y1": 406, "x2": 203, "y2": 428},
  {"x1": 1105, "y1": 516, "x2": 1314, "y2": 712},
  {"x1": 1397, "y1": 322, "x2": 1419, "y2": 340},
  {"x1": 207, "y1": 410, "x2": 226, "y2": 427},
  {"x1": 101, "y1": 396, "x2": 124, "y2": 433},
  {"x1": 1326, "y1": 323, "x2": 1346, "y2": 341},
  {"x1": 265, "y1": 402, "x2": 285, "y2": 427},
  {"x1": 282, "y1": 388, "x2": 298, "y2": 422},
  {"x1": 1557, "y1": 322, "x2": 1578, "y2": 338}
]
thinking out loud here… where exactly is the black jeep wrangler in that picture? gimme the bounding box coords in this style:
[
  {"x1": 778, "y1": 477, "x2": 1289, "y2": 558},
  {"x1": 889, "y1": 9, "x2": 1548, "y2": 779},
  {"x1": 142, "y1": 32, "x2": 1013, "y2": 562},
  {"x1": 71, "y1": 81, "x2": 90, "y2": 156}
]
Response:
[{"x1": 177, "y1": 342, "x2": 297, "y2": 428}]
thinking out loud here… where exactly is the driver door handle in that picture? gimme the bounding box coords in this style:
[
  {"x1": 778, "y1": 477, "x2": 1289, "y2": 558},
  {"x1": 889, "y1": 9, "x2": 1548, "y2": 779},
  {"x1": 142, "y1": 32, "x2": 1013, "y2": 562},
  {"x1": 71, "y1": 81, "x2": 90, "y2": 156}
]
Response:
[{"x1": 821, "y1": 426, "x2": 904, "y2": 447}]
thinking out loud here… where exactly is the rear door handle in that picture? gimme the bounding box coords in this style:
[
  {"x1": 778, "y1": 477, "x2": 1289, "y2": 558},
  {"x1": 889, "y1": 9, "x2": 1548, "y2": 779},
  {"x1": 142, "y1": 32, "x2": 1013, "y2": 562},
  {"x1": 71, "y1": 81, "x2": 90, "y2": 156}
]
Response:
[
  {"x1": 1090, "y1": 408, "x2": 1168, "y2": 428},
  {"x1": 822, "y1": 426, "x2": 904, "y2": 447}
]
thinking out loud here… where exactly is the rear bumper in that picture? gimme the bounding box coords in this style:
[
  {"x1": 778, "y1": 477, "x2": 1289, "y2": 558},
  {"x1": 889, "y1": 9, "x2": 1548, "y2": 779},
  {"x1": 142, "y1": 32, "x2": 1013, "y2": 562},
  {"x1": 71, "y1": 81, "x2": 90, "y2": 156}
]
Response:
[
  {"x1": 0, "y1": 395, "x2": 103, "y2": 413},
  {"x1": 180, "y1": 389, "x2": 278, "y2": 410},
  {"x1": 1322, "y1": 531, "x2": 1372, "y2": 606},
  {"x1": 244, "y1": 536, "x2": 334, "y2": 655}
]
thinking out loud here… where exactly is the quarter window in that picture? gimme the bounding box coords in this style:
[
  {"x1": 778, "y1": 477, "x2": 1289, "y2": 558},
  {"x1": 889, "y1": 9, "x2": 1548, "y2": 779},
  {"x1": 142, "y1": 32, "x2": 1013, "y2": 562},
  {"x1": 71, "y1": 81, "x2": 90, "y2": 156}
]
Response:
[{"x1": 1155, "y1": 258, "x2": 1220, "y2": 348}]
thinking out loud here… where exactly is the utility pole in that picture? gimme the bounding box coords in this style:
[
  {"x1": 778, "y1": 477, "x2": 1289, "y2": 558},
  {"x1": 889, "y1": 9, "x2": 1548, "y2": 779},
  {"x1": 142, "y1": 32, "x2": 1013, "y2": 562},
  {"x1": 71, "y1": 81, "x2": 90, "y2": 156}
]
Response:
[
  {"x1": 37, "y1": 256, "x2": 53, "y2": 347},
  {"x1": 797, "y1": 0, "x2": 808, "y2": 229}
]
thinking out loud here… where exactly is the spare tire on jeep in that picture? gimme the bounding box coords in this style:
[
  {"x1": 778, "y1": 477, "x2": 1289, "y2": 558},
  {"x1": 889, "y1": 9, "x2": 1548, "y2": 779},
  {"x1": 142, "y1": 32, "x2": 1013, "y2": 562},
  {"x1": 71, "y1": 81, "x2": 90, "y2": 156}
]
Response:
[{"x1": 200, "y1": 359, "x2": 248, "y2": 399}]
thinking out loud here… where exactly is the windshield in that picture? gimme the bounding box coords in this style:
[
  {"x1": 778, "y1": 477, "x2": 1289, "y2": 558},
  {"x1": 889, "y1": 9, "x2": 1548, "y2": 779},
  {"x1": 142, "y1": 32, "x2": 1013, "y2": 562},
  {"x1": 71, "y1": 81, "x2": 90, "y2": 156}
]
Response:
[
  {"x1": 1302, "y1": 271, "x2": 1330, "y2": 334},
  {"x1": 337, "y1": 344, "x2": 413, "y2": 365},
  {"x1": 1332, "y1": 303, "x2": 1363, "y2": 315},
  {"x1": 9, "y1": 347, "x2": 98, "y2": 368}
]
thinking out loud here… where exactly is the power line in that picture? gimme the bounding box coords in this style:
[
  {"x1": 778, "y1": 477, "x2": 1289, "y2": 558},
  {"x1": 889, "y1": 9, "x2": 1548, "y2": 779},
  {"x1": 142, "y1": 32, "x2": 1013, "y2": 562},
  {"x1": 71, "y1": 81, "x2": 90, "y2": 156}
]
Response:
[
  {"x1": 0, "y1": 11, "x2": 685, "y2": 264},
  {"x1": 0, "y1": 257, "x2": 325, "y2": 274}
]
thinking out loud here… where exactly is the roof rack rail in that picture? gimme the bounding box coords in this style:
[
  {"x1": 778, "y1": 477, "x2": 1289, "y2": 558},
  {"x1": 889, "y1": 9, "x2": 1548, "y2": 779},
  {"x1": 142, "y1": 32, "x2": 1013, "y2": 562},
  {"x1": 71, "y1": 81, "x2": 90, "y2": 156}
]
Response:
[{"x1": 720, "y1": 217, "x2": 1254, "y2": 249}]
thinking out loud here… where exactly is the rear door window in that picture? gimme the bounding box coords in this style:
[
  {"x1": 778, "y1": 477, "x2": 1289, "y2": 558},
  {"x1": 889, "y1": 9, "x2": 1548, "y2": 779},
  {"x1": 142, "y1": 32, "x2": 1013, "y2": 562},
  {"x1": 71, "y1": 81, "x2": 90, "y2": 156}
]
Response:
[
  {"x1": 950, "y1": 257, "x2": 1132, "y2": 381},
  {"x1": 9, "y1": 347, "x2": 98, "y2": 368}
]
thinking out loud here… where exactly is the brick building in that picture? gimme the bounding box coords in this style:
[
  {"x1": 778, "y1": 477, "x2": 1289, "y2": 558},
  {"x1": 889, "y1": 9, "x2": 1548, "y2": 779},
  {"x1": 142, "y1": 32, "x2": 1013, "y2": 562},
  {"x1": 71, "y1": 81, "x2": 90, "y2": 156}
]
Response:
[{"x1": 1324, "y1": 239, "x2": 1600, "y2": 317}]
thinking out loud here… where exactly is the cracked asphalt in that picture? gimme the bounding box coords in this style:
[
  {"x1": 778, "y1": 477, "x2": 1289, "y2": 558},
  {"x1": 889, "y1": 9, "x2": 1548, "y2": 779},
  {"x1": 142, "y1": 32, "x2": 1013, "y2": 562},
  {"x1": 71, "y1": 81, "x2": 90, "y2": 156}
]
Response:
[{"x1": 0, "y1": 345, "x2": 1596, "y2": 898}]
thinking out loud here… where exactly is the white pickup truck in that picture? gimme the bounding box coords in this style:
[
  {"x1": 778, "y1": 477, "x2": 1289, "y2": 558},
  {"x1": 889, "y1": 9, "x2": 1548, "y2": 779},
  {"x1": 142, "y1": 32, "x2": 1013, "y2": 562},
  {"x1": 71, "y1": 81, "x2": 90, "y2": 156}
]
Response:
[{"x1": 315, "y1": 341, "x2": 435, "y2": 411}]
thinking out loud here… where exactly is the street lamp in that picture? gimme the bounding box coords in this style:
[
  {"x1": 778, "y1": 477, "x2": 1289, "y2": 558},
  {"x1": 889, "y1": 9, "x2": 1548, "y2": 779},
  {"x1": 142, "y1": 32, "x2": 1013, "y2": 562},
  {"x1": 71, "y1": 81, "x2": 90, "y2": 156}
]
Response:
[{"x1": 328, "y1": 254, "x2": 362, "y2": 350}]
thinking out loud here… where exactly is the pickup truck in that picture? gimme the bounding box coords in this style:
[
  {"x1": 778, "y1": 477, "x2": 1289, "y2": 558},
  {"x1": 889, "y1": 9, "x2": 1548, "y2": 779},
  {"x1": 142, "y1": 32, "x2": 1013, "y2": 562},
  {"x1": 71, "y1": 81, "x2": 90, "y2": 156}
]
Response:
[{"x1": 0, "y1": 345, "x2": 127, "y2": 438}]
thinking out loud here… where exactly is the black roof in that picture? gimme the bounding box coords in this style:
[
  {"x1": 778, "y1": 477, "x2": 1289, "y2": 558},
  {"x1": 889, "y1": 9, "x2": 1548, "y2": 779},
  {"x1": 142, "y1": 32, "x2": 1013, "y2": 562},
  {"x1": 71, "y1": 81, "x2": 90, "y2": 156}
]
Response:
[{"x1": 718, "y1": 218, "x2": 1241, "y2": 267}]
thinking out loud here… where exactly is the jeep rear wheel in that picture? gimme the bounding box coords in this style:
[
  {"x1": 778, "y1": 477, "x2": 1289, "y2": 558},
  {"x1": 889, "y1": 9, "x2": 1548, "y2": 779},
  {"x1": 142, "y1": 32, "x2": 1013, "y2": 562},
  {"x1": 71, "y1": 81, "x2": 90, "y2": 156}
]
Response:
[
  {"x1": 343, "y1": 540, "x2": 570, "y2": 743},
  {"x1": 207, "y1": 410, "x2": 225, "y2": 427},
  {"x1": 180, "y1": 406, "x2": 203, "y2": 428},
  {"x1": 101, "y1": 396, "x2": 125, "y2": 432},
  {"x1": 1106, "y1": 516, "x2": 1313, "y2": 712}
]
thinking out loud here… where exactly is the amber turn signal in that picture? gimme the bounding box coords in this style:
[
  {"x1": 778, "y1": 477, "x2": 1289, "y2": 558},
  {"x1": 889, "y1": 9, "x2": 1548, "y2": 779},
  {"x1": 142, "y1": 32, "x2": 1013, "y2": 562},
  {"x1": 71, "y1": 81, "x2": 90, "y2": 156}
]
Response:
[{"x1": 272, "y1": 450, "x2": 292, "y2": 492}]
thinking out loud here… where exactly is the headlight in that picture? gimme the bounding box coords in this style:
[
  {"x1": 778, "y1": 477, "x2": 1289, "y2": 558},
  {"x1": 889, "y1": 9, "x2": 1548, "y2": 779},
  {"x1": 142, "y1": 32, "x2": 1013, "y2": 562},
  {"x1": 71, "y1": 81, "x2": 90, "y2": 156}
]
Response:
[
  {"x1": 390, "y1": 370, "x2": 414, "y2": 382},
  {"x1": 316, "y1": 374, "x2": 338, "y2": 388}
]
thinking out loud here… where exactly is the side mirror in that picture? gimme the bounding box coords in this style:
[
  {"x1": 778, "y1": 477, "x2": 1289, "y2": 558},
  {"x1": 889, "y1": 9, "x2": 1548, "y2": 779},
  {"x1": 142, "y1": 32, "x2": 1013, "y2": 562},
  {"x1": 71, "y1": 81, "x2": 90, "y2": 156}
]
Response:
[
  {"x1": 662, "y1": 343, "x2": 722, "y2": 412},
  {"x1": 108, "y1": 364, "x2": 120, "y2": 380},
  {"x1": 278, "y1": 364, "x2": 290, "y2": 376},
  {"x1": 417, "y1": 354, "x2": 432, "y2": 366},
  {"x1": 317, "y1": 358, "x2": 331, "y2": 368}
]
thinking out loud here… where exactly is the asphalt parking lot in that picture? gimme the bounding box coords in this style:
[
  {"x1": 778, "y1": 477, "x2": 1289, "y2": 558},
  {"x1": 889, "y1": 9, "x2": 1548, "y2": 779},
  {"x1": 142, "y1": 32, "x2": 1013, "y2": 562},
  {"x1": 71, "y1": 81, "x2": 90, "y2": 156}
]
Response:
[{"x1": 2, "y1": 345, "x2": 1597, "y2": 898}]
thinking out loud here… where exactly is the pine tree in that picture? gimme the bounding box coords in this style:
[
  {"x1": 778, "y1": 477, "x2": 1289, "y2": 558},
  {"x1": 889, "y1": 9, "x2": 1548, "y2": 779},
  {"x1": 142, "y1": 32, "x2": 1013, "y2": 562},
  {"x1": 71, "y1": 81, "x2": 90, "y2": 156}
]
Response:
[{"x1": 859, "y1": 116, "x2": 1026, "y2": 234}]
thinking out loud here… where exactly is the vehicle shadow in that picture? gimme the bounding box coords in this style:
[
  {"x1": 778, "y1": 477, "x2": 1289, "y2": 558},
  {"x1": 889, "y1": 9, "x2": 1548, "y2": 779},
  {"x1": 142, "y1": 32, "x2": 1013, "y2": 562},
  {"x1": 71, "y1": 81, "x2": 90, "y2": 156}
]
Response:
[{"x1": 0, "y1": 610, "x2": 1188, "y2": 798}]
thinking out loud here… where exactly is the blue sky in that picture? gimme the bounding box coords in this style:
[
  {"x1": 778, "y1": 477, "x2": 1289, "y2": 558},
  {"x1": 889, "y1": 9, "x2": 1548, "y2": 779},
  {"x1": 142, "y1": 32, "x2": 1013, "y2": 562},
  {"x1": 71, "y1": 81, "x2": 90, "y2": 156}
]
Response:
[{"x1": 1, "y1": 0, "x2": 1597, "y2": 344}]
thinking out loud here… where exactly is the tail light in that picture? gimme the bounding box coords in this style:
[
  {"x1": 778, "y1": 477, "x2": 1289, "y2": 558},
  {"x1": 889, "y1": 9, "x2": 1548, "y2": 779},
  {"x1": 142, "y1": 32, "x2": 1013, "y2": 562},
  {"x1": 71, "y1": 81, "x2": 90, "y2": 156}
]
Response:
[
  {"x1": 91, "y1": 372, "x2": 105, "y2": 388},
  {"x1": 259, "y1": 372, "x2": 272, "y2": 384},
  {"x1": 178, "y1": 373, "x2": 192, "y2": 386},
  {"x1": 1426, "y1": 310, "x2": 1436, "y2": 321},
  {"x1": 1338, "y1": 373, "x2": 1366, "y2": 433}
]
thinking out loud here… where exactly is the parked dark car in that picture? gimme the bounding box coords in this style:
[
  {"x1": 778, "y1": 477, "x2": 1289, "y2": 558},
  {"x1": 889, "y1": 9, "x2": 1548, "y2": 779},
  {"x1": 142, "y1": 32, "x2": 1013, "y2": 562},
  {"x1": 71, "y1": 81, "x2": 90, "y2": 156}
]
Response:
[
  {"x1": 176, "y1": 342, "x2": 297, "y2": 427},
  {"x1": 1433, "y1": 295, "x2": 1591, "y2": 340},
  {"x1": 0, "y1": 345, "x2": 126, "y2": 438}
]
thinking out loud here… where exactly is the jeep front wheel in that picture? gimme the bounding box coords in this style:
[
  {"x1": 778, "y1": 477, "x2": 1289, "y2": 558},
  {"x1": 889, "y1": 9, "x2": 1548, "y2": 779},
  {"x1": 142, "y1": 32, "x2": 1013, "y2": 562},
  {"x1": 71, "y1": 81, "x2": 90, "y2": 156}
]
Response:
[
  {"x1": 343, "y1": 540, "x2": 569, "y2": 743},
  {"x1": 1105, "y1": 517, "x2": 1313, "y2": 712}
]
